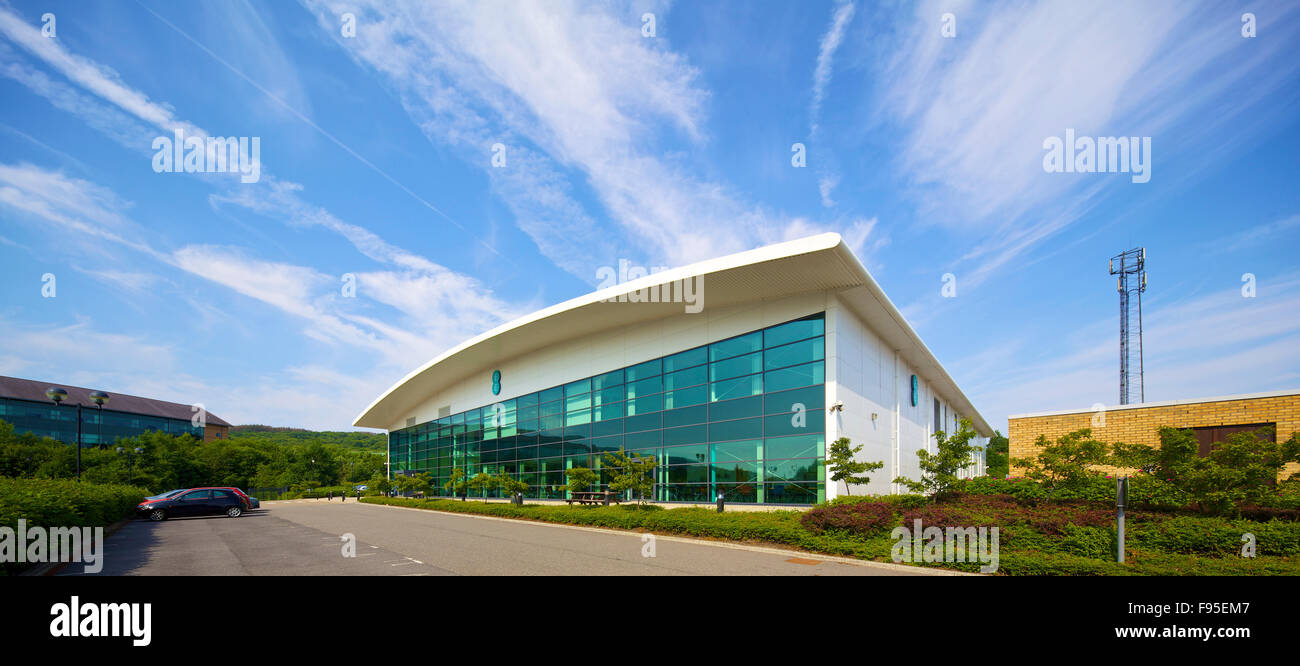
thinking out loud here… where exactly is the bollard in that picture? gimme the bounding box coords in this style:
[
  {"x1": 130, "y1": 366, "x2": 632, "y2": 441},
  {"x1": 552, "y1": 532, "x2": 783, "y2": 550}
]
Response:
[
  {"x1": 1116, "y1": 476, "x2": 1128, "y2": 563},
  {"x1": 716, "y1": 491, "x2": 725, "y2": 513}
]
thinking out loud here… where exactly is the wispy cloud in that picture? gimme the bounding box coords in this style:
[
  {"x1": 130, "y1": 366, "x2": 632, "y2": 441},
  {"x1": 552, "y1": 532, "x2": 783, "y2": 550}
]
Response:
[{"x1": 810, "y1": 0, "x2": 855, "y2": 137}]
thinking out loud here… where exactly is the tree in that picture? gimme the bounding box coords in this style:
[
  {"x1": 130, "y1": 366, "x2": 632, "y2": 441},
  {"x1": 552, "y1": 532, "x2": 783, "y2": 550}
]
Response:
[
  {"x1": 443, "y1": 468, "x2": 468, "y2": 501},
  {"x1": 563, "y1": 467, "x2": 598, "y2": 495},
  {"x1": 466, "y1": 472, "x2": 498, "y2": 502},
  {"x1": 497, "y1": 472, "x2": 528, "y2": 500},
  {"x1": 985, "y1": 430, "x2": 1009, "y2": 478},
  {"x1": 894, "y1": 417, "x2": 983, "y2": 498},
  {"x1": 1010, "y1": 428, "x2": 1111, "y2": 491},
  {"x1": 822, "y1": 437, "x2": 884, "y2": 495},
  {"x1": 602, "y1": 448, "x2": 657, "y2": 504},
  {"x1": 1146, "y1": 426, "x2": 1300, "y2": 515}
]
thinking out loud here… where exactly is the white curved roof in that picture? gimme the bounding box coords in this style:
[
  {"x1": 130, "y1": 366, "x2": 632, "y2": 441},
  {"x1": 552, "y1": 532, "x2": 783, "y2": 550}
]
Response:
[{"x1": 354, "y1": 233, "x2": 992, "y2": 436}]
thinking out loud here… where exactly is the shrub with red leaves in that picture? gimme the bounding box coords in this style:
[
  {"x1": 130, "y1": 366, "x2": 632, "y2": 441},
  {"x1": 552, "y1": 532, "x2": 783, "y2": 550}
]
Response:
[{"x1": 801, "y1": 500, "x2": 896, "y2": 536}]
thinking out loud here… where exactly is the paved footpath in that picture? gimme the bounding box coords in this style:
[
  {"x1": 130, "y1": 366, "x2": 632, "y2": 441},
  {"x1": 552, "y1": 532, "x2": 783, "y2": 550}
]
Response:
[{"x1": 59, "y1": 500, "x2": 956, "y2": 576}]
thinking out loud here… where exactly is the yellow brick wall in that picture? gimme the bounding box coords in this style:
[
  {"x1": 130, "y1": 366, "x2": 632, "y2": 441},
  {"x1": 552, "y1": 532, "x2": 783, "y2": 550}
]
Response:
[{"x1": 1008, "y1": 394, "x2": 1300, "y2": 478}]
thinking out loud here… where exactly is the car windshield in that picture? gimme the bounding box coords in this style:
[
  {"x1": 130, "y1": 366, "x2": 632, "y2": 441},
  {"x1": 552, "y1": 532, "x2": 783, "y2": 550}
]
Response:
[{"x1": 147, "y1": 489, "x2": 186, "y2": 500}]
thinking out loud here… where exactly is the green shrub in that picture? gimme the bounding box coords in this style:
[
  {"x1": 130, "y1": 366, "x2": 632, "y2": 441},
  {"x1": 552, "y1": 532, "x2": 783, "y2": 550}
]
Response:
[{"x1": 0, "y1": 477, "x2": 149, "y2": 575}]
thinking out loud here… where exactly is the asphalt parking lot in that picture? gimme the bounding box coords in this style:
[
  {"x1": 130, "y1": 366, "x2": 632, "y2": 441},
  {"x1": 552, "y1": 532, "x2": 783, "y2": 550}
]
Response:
[{"x1": 58, "y1": 500, "x2": 950, "y2": 576}]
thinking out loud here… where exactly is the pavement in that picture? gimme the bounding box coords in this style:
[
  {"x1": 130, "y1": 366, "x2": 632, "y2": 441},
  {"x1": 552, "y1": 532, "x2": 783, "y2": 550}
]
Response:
[{"x1": 57, "y1": 500, "x2": 957, "y2": 576}]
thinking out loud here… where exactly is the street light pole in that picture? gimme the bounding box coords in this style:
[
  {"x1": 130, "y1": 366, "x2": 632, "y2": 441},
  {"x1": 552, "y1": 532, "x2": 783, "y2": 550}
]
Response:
[{"x1": 90, "y1": 391, "x2": 110, "y2": 449}]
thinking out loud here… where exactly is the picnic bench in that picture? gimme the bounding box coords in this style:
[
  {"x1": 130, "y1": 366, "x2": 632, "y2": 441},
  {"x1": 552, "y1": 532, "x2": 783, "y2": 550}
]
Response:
[{"x1": 565, "y1": 491, "x2": 623, "y2": 506}]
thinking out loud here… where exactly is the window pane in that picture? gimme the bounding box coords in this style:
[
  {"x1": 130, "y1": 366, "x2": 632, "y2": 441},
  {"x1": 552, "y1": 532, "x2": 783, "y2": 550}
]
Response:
[
  {"x1": 592, "y1": 369, "x2": 624, "y2": 391},
  {"x1": 710, "y1": 331, "x2": 762, "y2": 362},
  {"x1": 764, "y1": 338, "x2": 824, "y2": 371},
  {"x1": 708, "y1": 417, "x2": 763, "y2": 442},
  {"x1": 712, "y1": 439, "x2": 760, "y2": 463},
  {"x1": 565, "y1": 408, "x2": 591, "y2": 426},
  {"x1": 624, "y1": 411, "x2": 662, "y2": 433},
  {"x1": 564, "y1": 378, "x2": 591, "y2": 396},
  {"x1": 764, "y1": 433, "x2": 824, "y2": 460},
  {"x1": 662, "y1": 424, "x2": 707, "y2": 447},
  {"x1": 763, "y1": 410, "x2": 825, "y2": 438},
  {"x1": 764, "y1": 316, "x2": 825, "y2": 348},
  {"x1": 710, "y1": 375, "x2": 762, "y2": 402},
  {"x1": 565, "y1": 393, "x2": 591, "y2": 411},
  {"x1": 709, "y1": 395, "x2": 762, "y2": 422},
  {"x1": 764, "y1": 361, "x2": 824, "y2": 392},
  {"x1": 710, "y1": 352, "x2": 762, "y2": 382},
  {"x1": 662, "y1": 403, "x2": 707, "y2": 428},
  {"x1": 626, "y1": 375, "x2": 663, "y2": 400},
  {"x1": 626, "y1": 358, "x2": 662, "y2": 382},
  {"x1": 664, "y1": 365, "x2": 707, "y2": 391},
  {"x1": 593, "y1": 386, "x2": 623, "y2": 406},
  {"x1": 663, "y1": 347, "x2": 707, "y2": 373},
  {"x1": 664, "y1": 385, "x2": 707, "y2": 410},
  {"x1": 627, "y1": 393, "x2": 662, "y2": 416},
  {"x1": 663, "y1": 443, "x2": 709, "y2": 465},
  {"x1": 593, "y1": 401, "x2": 624, "y2": 421},
  {"x1": 764, "y1": 458, "x2": 823, "y2": 482},
  {"x1": 539, "y1": 387, "x2": 563, "y2": 403},
  {"x1": 764, "y1": 385, "x2": 824, "y2": 414}
]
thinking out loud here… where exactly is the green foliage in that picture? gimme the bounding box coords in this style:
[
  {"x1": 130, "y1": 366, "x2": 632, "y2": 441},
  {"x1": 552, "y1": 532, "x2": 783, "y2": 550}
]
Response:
[
  {"x1": 601, "y1": 447, "x2": 657, "y2": 504},
  {"x1": 894, "y1": 417, "x2": 983, "y2": 497},
  {"x1": 0, "y1": 418, "x2": 387, "y2": 494},
  {"x1": 466, "y1": 472, "x2": 498, "y2": 501},
  {"x1": 442, "y1": 468, "x2": 467, "y2": 498},
  {"x1": 1145, "y1": 426, "x2": 1300, "y2": 515},
  {"x1": 1010, "y1": 428, "x2": 1111, "y2": 491},
  {"x1": 985, "y1": 430, "x2": 1010, "y2": 478},
  {"x1": 497, "y1": 472, "x2": 528, "y2": 497},
  {"x1": 0, "y1": 477, "x2": 149, "y2": 575},
  {"x1": 562, "y1": 466, "x2": 597, "y2": 494},
  {"x1": 822, "y1": 437, "x2": 884, "y2": 495}
]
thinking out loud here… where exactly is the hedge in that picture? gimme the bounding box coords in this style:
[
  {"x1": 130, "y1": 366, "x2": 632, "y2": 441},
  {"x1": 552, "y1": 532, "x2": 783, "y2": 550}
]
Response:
[{"x1": 0, "y1": 477, "x2": 149, "y2": 575}]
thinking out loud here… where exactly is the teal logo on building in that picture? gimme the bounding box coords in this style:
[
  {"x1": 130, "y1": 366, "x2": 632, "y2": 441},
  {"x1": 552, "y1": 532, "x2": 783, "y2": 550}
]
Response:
[
  {"x1": 910, "y1": 374, "x2": 918, "y2": 407},
  {"x1": 491, "y1": 370, "x2": 501, "y2": 395}
]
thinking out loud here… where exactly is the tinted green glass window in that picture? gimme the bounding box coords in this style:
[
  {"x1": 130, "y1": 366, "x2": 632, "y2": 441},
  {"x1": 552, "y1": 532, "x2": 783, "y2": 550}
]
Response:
[
  {"x1": 664, "y1": 365, "x2": 707, "y2": 391},
  {"x1": 624, "y1": 411, "x2": 662, "y2": 433},
  {"x1": 626, "y1": 358, "x2": 661, "y2": 382},
  {"x1": 539, "y1": 387, "x2": 563, "y2": 403},
  {"x1": 764, "y1": 458, "x2": 822, "y2": 482},
  {"x1": 662, "y1": 424, "x2": 707, "y2": 447},
  {"x1": 708, "y1": 417, "x2": 763, "y2": 442},
  {"x1": 663, "y1": 443, "x2": 709, "y2": 464},
  {"x1": 516, "y1": 445, "x2": 538, "y2": 460},
  {"x1": 765, "y1": 433, "x2": 824, "y2": 460},
  {"x1": 710, "y1": 375, "x2": 762, "y2": 402},
  {"x1": 667, "y1": 464, "x2": 710, "y2": 484},
  {"x1": 710, "y1": 352, "x2": 762, "y2": 382},
  {"x1": 564, "y1": 378, "x2": 591, "y2": 396},
  {"x1": 709, "y1": 395, "x2": 762, "y2": 422},
  {"x1": 539, "y1": 400, "x2": 563, "y2": 417},
  {"x1": 626, "y1": 375, "x2": 662, "y2": 399},
  {"x1": 764, "y1": 385, "x2": 824, "y2": 414},
  {"x1": 713, "y1": 462, "x2": 759, "y2": 482},
  {"x1": 565, "y1": 393, "x2": 591, "y2": 411},
  {"x1": 765, "y1": 338, "x2": 824, "y2": 370},
  {"x1": 516, "y1": 393, "x2": 539, "y2": 409},
  {"x1": 663, "y1": 347, "x2": 707, "y2": 373},
  {"x1": 593, "y1": 402, "x2": 624, "y2": 422},
  {"x1": 540, "y1": 413, "x2": 563, "y2": 431},
  {"x1": 627, "y1": 393, "x2": 662, "y2": 416},
  {"x1": 592, "y1": 369, "x2": 624, "y2": 391},
  {"x1": 592, "y1": 416, "x2": 623, "y2": 437},
  {"x1": 590, "y1": 435, "x2": 623, "y2": 452},
  {"x1": 764, "y1": 361, "x2": 824, "y2": 392},
  {"x1": 593, "y1": 386, "x2": 623, "y2": 406},
  {"x1": 709, "y1": 331, "x2": 761, "y2": 361},
  {"x1": 764, "y1": 316, "x2": 824, "y2": 348},
  {"x1": 711, "y1": 439, "x2": 760, "y2": 463},
  {"x1": 664, "y1": 385, "x2": 707, "y2": 410},
  {"x1": 715, "y1": 483, "x2": 757, "y2": 503},
  {"x1": 764, "y1": 482, "x2": 818, "y2": 504},
  {"x1": 624, "y1": 429, "x2": 661, "y2": 448},
  {"x1": 565, "y1": 409, "x2": 592, "y2": 427},
  {"x1": 762, "y1": 410, "x2": 825, "y2": 438},
  {"x1": 662, "y1": 403, "x2": 707, "y2": 428}
]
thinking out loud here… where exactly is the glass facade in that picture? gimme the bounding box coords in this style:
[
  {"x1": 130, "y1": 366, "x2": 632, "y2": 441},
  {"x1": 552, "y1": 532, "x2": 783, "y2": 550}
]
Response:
[
  {"x1": 390, "y1": 313, "x2": 827, "y2": 504},
  {"x1": 0, "y1": 397, "x2": 204, "y2": 446}
]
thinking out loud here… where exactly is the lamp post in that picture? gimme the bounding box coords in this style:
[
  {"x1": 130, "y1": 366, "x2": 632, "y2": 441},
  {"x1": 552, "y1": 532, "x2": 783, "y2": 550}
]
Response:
[
  {"x1": 45, "y1": 387, "x2": 81, "y2": 481},
  {"x1": 90, "y1": 391, "x2": 110, "y2": 449},
  {"x1": 117, "y1": 446, "x2": 142, "y2": 485}
]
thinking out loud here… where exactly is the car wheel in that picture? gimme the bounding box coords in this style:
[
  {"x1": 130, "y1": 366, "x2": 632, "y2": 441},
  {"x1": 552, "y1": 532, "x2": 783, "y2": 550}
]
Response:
[
  {"x1": 148, "y1": 509, "x2": 166, "y2": 521},
  {"x1": 226, "y1": 506, "x2": 243, "y2": 518}
]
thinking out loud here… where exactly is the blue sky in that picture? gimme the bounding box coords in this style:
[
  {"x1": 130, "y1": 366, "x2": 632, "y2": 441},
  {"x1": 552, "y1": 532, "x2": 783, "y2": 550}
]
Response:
[{"x1": 0, "y1": 0, "x2": 1297, "y2": 432}]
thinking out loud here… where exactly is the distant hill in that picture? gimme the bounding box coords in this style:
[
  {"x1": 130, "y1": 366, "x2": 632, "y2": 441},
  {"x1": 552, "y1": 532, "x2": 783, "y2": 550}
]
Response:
[{"x1": 229, "y1": 426, "x2": 386, "y2": 452}]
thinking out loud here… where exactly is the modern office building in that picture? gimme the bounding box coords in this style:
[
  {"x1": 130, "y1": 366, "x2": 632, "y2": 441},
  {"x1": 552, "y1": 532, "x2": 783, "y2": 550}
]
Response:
[
  {"x1": 0, "y1": 375, "x2": 231, "y2": 445},
  {"x1": 355, "y1": 233, "x2": 991, "y2": 504}
]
